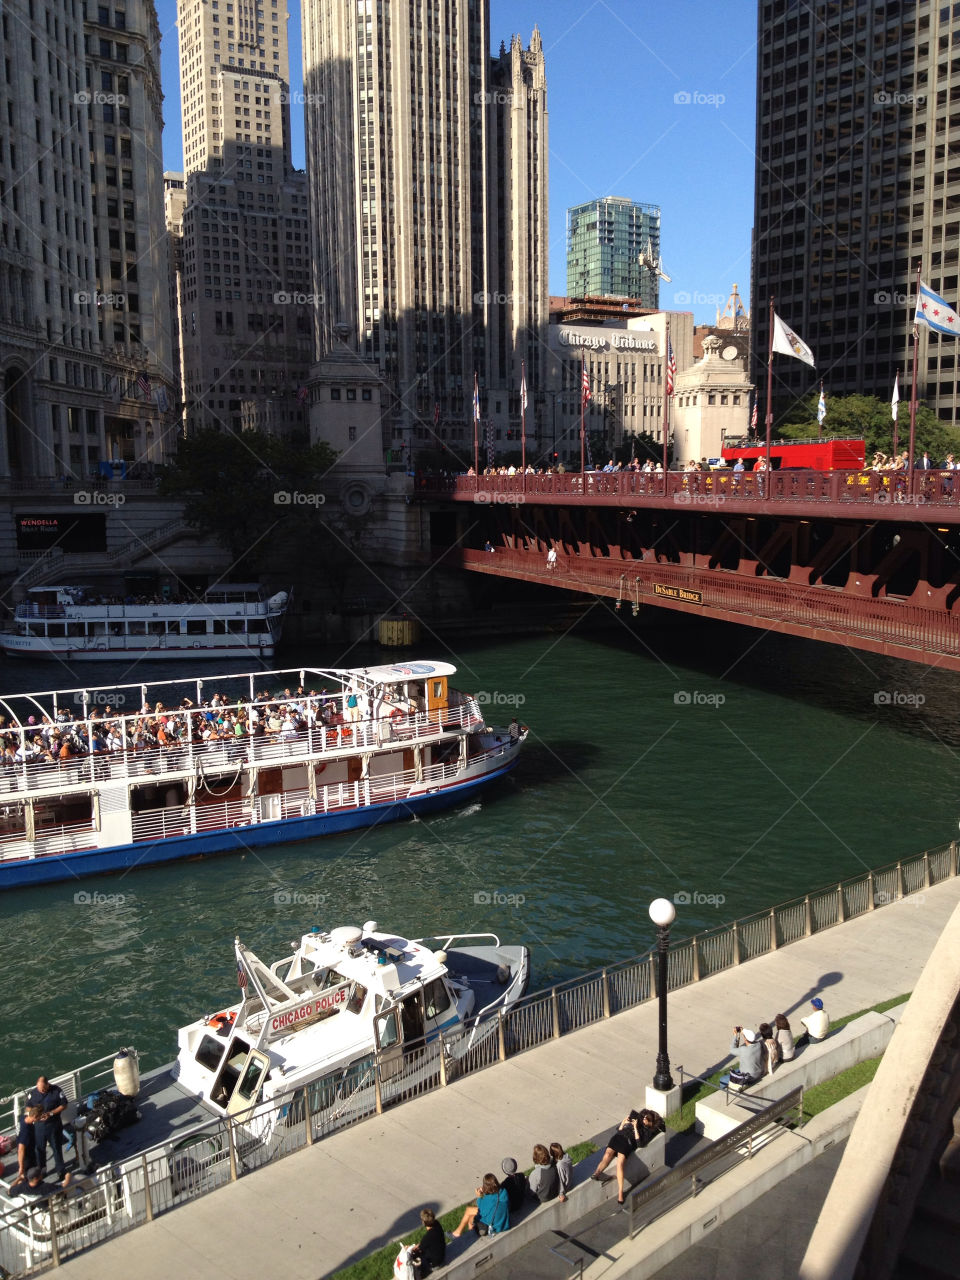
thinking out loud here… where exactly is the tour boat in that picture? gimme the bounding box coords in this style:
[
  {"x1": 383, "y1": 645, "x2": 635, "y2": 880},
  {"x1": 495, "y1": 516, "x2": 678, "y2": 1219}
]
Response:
[
  {"x1": 0, "y1": 922, "x2": 529, "y2": 1266},
  {"x1": 0, "y1": 662, "x2": 526, "y2": 889},
  {"x1": 0, "y1": 583, "x2": 290, "y2": 661}
]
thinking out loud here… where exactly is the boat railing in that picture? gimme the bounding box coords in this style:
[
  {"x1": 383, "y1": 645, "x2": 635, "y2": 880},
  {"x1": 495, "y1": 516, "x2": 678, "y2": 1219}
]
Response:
[
  {"x1": 0, "y1": 1050, "x2": 126, "y2": 1138},
  {"x1": 413, "y1": 931, "x2": 503, "y2": 951},
  {"x1": 4, "y1": 700, "x2": 485, "y2": 800}
]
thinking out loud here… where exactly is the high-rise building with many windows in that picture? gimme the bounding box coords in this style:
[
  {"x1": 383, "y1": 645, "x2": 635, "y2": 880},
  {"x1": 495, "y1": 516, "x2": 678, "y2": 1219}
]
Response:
[
  {"x1": 175, "y1": 0, "x2": 311, "y2": 435},
  {"x1": 301, "y1": 0, "x2": 548, "y2": 454},
  {"x1": 567, "y1": 197, "x2": 662, "y2": 309},
  {"x1": 751, "y1": 0, "x2": 960, "y2": 423},
  {"x1": 0, "y1": 0, "x2": 173, "y2": 480}
]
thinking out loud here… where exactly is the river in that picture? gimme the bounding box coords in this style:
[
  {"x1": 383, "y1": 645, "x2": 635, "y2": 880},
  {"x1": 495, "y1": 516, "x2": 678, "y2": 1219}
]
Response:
[{"x1": 0, "y1": 614, "x2": 956, "y2": 1097}]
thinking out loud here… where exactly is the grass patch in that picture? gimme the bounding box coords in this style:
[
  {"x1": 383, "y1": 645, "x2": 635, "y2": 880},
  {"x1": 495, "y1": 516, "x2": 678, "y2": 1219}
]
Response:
[
  {"x1": 802, "y1": 1055, "x2": 882, "y2": 1118},
  {"x1": 328, "y1": 1140, "x2": 597, "y2": 1280},
  {"x1": 665, "y1": 992, "x2": 910, "y2": 1136}
]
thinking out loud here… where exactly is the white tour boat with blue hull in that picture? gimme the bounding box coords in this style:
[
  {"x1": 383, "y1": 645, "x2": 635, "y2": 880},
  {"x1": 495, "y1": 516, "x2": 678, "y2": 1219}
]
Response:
[
  {"x1": 0, "y1": 924, "x2": 530, "y2": 1268},
  {"x1": 0, "y1": 583, "x2": 290, "y2": 661},
  {"x1": 0, "y1": 663, "x2": 527, "y2": 890}
]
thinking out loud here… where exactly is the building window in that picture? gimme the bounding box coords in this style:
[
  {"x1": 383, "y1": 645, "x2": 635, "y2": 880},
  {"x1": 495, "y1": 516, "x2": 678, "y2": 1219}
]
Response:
[
  {"x1": 330, "y1": 387, "x2": 341, "y2": 400},
  {"x1": 361, "y1": 388, "x2": 372, "y2": 401},
  {"x1": 346, "y1": 388, "x2": 356, "y2": 400}
]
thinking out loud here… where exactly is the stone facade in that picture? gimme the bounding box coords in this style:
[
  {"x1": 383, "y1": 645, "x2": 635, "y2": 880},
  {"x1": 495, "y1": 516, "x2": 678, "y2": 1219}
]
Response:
[{"x1": 671, "y1": 335, "x2": 752, "y2": 465}]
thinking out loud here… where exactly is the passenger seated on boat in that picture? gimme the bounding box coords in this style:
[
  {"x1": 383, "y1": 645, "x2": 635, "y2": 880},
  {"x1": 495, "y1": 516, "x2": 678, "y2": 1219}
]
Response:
[{"x1": 451, "y1": 1173, "x2": 510, "y2": 1237}]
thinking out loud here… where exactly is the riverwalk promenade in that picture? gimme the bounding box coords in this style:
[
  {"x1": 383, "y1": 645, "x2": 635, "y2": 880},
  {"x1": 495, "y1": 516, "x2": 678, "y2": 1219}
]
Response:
[{"x1": 56, "y1": 874, "x2": 960, "y2": 1280}]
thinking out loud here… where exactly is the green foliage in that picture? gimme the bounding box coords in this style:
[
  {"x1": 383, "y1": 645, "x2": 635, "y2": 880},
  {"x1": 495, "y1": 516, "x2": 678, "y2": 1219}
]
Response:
[
  {"x1": 801, "y1": 1055, "x2": 882, "y2": 1119},
  {"x1": 328, "y1": 1141, "x2": 597, "y2": 1280},
  {"x1": 776, "y1": 394, "x2": 960, "y2": 461},
  {"x1": 157, "y1": 428, "x2": 339, "y2": 570}
]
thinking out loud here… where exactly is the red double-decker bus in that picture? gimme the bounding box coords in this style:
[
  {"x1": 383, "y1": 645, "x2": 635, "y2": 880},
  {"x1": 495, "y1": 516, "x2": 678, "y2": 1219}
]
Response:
[{"x1": 721, "y1": 437, "x2": 865, "y2": 470}]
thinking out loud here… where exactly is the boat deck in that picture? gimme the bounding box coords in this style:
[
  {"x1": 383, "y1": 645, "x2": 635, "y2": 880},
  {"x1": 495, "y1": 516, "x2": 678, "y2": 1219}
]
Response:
[{"x1": 82, "y1": 1065, "x2": 213, "y2": 1166}]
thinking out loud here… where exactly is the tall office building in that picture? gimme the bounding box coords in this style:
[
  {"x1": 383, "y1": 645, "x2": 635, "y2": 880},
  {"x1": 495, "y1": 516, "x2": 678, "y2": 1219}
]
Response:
[
  {"x1": 175, "y1": 0, "x2": 311, "y2": 435},
  {"x1": 751, "y1": 1, "x2": 959, "y2": 421},
  {"x1": 0, "y1": 0, "x2": 172, "y2": 479},
  {"x1": 302, "y1": 1, "x2": 548, "y2": 451},
  {"x1": 567, "y1": 197, "x2": 662, "y2": 309}
]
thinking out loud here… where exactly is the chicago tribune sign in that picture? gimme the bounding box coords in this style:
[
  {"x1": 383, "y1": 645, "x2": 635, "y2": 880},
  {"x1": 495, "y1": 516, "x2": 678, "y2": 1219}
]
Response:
[{"x1": 557, "y1": 328, "x2": 658, "y2": 353}]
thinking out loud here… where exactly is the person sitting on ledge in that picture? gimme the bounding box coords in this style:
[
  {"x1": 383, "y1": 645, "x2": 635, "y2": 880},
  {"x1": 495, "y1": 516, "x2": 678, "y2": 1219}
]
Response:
[
  {"x1": 451, "y1": 1173, "x2": 510, "y2": 1237},
  {"x1": 528, "y1": 1144, "x2": 559, "y2": 1203},
  {"x1": 637, "y1": 1109, "x2": 665, "y2": 1146},
  {"x1": 591, "y1": 1109, "x2": 642, "y2": 1205},
  {"x1": 797, "y1": 997, "x2": 829, "y2": 1045},
  {"x1": 499, "y1": 1157, "x2": 528, "y2": 1212},
  {"x1": 408, "y1": 1207, "x2": 446, "y2": 1277},
  {"x1": 730, "y1": 1026, "x2": 764, "y2": 1085}
]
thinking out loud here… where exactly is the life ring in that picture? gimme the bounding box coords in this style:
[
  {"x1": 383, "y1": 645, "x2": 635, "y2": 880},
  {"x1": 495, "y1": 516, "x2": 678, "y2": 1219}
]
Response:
[
  {"x1": 389, "y1": 708, "x2": 404, "y2": 721},
  {"x1": 208, "y1": 1010, "x2": 236, "y2": 1032}
]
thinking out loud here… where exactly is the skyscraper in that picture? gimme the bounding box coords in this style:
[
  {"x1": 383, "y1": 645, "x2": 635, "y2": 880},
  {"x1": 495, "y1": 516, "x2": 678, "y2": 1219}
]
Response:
[
  {"x1": 301, "y1": 1, "x2": 548, "y2": 452},
  {"x1": 751, "y1": 1, "x2": 957, "y2": 422},
  {"x1": 175, "y1": 0, "x2": 311, "y2": 435},
  {"x1": 0, "y1": 0, "x2": 172, "y2": 479},
  {"x1": 567, "y1": 197, "x2": 662, "y2": 309}
]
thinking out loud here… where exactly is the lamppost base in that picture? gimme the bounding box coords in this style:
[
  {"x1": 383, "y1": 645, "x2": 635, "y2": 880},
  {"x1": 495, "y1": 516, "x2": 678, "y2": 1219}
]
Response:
[{"x1": 646, "y1": 1082, "x2": 681, "y2": 1119}]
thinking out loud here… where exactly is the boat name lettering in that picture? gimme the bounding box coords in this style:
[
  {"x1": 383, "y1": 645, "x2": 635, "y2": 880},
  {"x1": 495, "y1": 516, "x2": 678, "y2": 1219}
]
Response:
[
  {"x1": 269, "y1": 987, "x2": 347, "y2": 1033},
  {"x1": 386, "y1": 663, "x2": 434, "y2": 677},
  {"x1": 653, "y1": 583, "x2": 703, "y2": 605}
]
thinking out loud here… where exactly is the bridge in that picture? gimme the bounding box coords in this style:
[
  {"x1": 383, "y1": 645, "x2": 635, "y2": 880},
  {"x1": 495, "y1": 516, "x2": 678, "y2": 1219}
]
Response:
[{"x1": 417, "y1": 470, "x2": 960, "y2": 670}]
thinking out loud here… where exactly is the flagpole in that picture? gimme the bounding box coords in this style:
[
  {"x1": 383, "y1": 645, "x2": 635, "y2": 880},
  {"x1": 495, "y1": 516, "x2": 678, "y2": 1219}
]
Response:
[
  {"x1": 580, "y1": 355, "x2": 586, "y2": 480},
  {"x1": 662, "y1": 320, "x2": 670, "y2": 486},
  {"x1": 520, "y1": 360, "x2": 527, "y2": 493},
  {"x1": 908, "y1": 265, "x2": 922, "y2": 490},
  {"x1": 473, "y1": 372, "x2": 479, "y2": 477},
  {"x1": 773, "y1": 294, "x2": 778, "y2": 481}
]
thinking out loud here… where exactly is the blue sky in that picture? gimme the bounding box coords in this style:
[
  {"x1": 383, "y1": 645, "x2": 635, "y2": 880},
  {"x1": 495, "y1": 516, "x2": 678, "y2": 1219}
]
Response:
[{"x1": 157, "y1": 0, "x2": 757, "y2": 324}]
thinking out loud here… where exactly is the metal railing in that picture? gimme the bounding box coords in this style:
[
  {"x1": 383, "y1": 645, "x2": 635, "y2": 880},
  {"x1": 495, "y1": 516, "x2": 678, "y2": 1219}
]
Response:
[
  {"x1": 624, "y1": 1087, "x2": 804, "y2": 1237},
  {"x1": 0, "y1": 842, "x2": 953, "y2": 1272}
]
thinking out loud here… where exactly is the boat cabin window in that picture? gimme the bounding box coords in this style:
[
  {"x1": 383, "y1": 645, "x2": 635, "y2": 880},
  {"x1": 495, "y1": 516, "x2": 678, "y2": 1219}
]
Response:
[
  {"x1": 67, "y1": 622, "x2": 85, "y2": 638},
  {"x1": 211, "y1": 1037, "x2": 251, "y2": 1106},
  {"x1": 235, "y1": 1054, "x2": 269, "y2": 1103},
  {"x1": 423, "y1": 978, "x2": 452, "y2": 1020},
  {"x1": 45, "y1": 623, "x2": 66, "y2": 638},
  {"x1": 186, "y1": 620, "x2": 206, "y2": 635},
  {"x1": 400, "y1": 995, "x2": 425, "y2": 1044},
  {"x1": 318, "y1": 966, "x2": 348, "y2": 991},
  {"x1": 195, "y1": 1034, "x2": 226, "y2": 1073},
  {"x1": 376, "y1": 1009, "x2": 399, "y2": 1049},
  {"x1": 347, "y1": 981, "x2": 367, "y2": 1015},
  {"x1": 228, "y1": 619, "x2": 247, "y2": 634}
]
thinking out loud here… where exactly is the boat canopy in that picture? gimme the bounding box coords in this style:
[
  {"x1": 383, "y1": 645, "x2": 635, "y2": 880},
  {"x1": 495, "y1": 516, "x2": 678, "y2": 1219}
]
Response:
[{"x1": 340, "y1": 661, "x2": 458, "y2": 687}]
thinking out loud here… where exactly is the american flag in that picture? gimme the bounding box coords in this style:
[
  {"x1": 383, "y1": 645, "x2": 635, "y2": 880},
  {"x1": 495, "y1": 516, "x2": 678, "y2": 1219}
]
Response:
[
  {"x1": 137, "y1": 372, "x2": 150, "y2": 397},
  {"x1": 581, "y1": 362, "x2": 591, "y2": 407},
  {"x1": 665, "y1": 336, "x2": 676, "y2": 397},
  {"x1": 751, "y1": 396, "x2": 758, "y2": 433},
  {"x1": 296, "y1": 384, "x2": 309, "y2": 404},
  {"x1": 237, "y1": 958, "x2": 247, "y2": 988}
]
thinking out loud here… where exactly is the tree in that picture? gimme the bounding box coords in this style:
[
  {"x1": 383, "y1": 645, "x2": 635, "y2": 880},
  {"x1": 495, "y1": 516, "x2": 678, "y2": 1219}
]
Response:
[
  {"x1": 158, "y1": 429, "x2": 339, "y2": 571},
  {"x1": 775, "y1": 393, "x2": 960, "y2": 462}
]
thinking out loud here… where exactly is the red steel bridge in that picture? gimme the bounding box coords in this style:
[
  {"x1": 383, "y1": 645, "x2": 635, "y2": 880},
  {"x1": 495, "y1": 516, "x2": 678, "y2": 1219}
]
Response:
[{"x1": 416, "y1": 470, "x2": 960, "y2": 671}]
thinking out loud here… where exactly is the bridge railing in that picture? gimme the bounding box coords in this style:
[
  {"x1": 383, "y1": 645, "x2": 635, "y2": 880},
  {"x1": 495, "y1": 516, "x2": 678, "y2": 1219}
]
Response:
[
  {"x1": 2, "y1": 843, "x2": 954, "y2": 1273},
  {"x1": 417, "y1": 469, "x2": 960, "y2": 507},
  {"x1": 464, "y1": 547, "x2": 960, "y2": 659}
]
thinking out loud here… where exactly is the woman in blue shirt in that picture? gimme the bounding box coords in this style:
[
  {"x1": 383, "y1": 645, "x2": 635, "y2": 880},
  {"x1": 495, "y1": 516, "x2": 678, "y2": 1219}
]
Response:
[{"x1": 451, "y1": 1173, "x2": 510, "y2": 1236}]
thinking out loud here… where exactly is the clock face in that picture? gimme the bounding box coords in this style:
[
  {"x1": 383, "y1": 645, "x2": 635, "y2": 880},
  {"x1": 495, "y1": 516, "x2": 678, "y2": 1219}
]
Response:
[{"x1": 721, "y1": 344, "x2": 739, "y2": 361}]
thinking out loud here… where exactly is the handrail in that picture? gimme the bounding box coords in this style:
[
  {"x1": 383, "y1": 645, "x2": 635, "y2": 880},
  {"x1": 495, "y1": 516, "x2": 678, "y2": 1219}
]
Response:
[{"x1": 624, "y1": 1087, "x2": 804, "y2": 1236}]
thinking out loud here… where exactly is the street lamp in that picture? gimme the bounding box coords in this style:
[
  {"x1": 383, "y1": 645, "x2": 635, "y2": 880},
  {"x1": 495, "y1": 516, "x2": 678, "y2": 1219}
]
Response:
[{"x1": 649, "y1": 897, "x2": 676, "y2": 1091}]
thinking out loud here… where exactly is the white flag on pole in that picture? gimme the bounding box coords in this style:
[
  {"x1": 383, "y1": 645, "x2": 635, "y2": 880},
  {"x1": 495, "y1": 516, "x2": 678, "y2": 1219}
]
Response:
[
  {"x1": 891, "y1": 372, "x2": 899, "y2": 423},
  {"x1": 772, "y1": 312, "x2": 816, "y2": 367}
]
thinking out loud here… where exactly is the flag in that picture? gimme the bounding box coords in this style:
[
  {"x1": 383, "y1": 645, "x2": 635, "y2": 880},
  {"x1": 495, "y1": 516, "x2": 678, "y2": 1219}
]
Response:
[
  {"x1": 137, "y1": 372, "x2": 150, "y2": 397},
  {"x1": 772, "y1": 313, "x2": 815, "y2": 366},
  {"x1": 520, "y1": 363, "x2": 528, "y2": 415},
  {"x1": 156, "y1": 385, "x2": 169, "y2": 413},
  {"x1": 891, "y1": 372, "x2": 900, "y2": 422},
  {"x1": 665, "y1": 335, "x2": 676, "y2": 397},
  {"x1": 237, "y1": 959, "x2": 247, "y2": 988},
  {"x1": 296, "y1": 384, "x2": 309, "y2": 404},
  {"x1": 750, "y1": 396, "x2": 758, "y2": 433},
  {"x1": 473, "y1": 372, "x2": 480, "y2": 424},
  {"x1": 581, "y1": 362, "x2": 591, "y2": 407},
  {"x1": 915, "y1": 279, "x2": 960, "y2": 335},
  {"x1": 817, "y1": 385, "x2": 826, "y2": 426}
]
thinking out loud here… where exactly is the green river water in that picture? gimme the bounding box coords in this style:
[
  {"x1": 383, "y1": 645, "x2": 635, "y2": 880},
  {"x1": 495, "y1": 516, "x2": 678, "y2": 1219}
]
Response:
[{"x1": 0, "y1": 614, "x2": 956, "y2": 1098}]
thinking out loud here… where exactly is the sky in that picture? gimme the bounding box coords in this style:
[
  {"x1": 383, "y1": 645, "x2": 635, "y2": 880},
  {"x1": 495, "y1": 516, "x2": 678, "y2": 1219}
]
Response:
[{"x1": 157, "y1": 0, "x2": 758, "y2": 325}]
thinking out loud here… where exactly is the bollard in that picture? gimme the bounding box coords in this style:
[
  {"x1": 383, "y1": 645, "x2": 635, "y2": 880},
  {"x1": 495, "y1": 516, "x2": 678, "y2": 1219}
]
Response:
[
  {"x1": 227, "y1": 1115, "x2": 238, "y2": 1181},
  {"x1": 769, "y1": 908, "x2": 778, "y2": 951},
  {"x1": 924, "y1": 851, "x2": 931, "y2": 889},
  {"x1": 497, "y1": 1010, "x2": 507, "y2": 1061},
  {"x1": 837, "y1": 883, "x2": 845, "y2": 923},
  {"x1": 868, "y1": 871, "x2": 876, "y2": 910},
  {"x1": 601, "y1": 968, "x2": 611, "y2": 1017},
  {"x1": 438, "y1": 1032, "x2": 448, "y2": 1087},
  {"x1": 804, "y1": 895, "x2": 813, "y2": 936},
  {"x1": 691, "y1": 937, "x2": 700, "y2": 983},
  {"x1": 551, "y1": 988, "x2": 561, "y2": 1039},
  {"x1": 732, "y1": 920, "x2": 741, "y2": 965}
]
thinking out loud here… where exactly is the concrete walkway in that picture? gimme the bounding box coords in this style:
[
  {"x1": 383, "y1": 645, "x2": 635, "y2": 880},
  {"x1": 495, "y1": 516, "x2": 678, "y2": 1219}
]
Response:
[{"x1": 55, "y1": 876, "x2": 960, "y2": 1280}]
